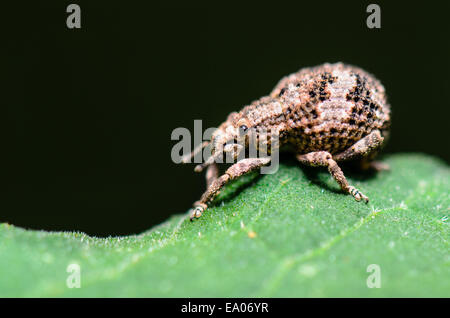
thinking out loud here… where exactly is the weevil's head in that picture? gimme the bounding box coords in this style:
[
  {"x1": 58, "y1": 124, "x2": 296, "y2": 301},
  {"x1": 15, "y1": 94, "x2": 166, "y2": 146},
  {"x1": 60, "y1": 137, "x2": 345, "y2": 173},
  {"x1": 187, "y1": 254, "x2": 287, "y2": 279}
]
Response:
[
  {"x1": 194, "y1": 112, "x2": 251, "y2": 172},
  {"x1": 192, "y1": 97, "x2": 282, "y2": 172}
]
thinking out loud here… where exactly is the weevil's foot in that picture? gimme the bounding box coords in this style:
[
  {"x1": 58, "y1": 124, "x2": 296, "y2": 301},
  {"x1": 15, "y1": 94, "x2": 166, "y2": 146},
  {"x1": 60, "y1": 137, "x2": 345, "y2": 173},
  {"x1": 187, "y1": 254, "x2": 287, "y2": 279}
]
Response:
[
  {"x1": 190, "y1": 203, "x2": 207, "y2": 221},
  {"x1": 194, "y1": 165, "x2": 203, "y2": 173},
  {"x1": 370, "y1": 161, "x2": 390, "y2": 172},
  {"x1": 360, "y1": 160, "x2": 390, "y2": 172},
  {"x1": 349, "y1": 186, "x2": 369, "y2": 203}
]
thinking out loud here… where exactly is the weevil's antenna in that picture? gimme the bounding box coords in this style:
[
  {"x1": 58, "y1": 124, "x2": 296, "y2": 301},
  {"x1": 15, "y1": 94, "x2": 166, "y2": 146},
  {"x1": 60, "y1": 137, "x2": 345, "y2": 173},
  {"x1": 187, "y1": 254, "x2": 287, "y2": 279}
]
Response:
[{"x1": 181, "y1": 141, "x2": 210, "y2": 164}]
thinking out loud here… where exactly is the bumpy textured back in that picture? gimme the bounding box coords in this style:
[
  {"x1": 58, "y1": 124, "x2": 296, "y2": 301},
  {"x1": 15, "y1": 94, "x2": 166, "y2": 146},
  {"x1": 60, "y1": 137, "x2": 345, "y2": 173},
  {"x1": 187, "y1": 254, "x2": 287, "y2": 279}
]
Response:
[
  {"x1": 271, "y1": 62, "x2": 391, "y2": 154},
  {"x1": 230, "y1": 63, "x2": 390, "y2": 156}
]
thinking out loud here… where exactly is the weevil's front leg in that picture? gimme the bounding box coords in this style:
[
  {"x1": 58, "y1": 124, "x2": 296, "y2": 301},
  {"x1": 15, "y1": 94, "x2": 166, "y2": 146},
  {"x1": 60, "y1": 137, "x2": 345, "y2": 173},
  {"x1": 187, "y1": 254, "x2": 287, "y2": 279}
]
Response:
[
  {"x1": 191, "y1": 157, "x2": 271, "y2": 220},
  {"x1": 296, "y1": 151, "x2": 369, "y2": 203},
  {"x1": 205, "y1": 163, "x2": 219, "y2": 188}
]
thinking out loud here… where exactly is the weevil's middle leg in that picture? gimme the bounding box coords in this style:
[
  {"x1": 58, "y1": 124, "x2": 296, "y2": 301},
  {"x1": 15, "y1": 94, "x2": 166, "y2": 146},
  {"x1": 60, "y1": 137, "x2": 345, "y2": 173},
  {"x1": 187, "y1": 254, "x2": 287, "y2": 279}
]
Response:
[
  {"x1": 296, "y1": 151, "x2": 369, "y2": 203},
  {"x1": 191, "y1": 157, "x2": 271, "y2": 220}
]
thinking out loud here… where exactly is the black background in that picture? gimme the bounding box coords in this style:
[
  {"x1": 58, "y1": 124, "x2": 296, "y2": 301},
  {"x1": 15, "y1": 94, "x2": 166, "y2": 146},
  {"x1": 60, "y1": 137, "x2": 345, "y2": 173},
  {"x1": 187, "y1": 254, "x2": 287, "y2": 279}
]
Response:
[{"x1": 1, "y1": 1, "x2": 449, "y2": 236}]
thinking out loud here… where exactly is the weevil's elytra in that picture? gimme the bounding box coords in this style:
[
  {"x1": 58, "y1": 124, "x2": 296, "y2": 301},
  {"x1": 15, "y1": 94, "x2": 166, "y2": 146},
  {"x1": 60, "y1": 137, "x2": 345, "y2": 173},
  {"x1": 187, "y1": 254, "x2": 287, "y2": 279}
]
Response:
[{"x1": 184, "y1": 63, "x2": 391, "y2": 220}]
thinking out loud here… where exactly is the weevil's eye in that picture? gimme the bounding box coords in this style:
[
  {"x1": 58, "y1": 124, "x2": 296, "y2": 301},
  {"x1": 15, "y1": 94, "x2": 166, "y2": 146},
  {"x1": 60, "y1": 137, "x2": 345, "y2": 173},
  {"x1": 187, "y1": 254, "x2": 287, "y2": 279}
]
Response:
[{"x1": 239, "y1": 125, "x2": 248, "y2": 135}]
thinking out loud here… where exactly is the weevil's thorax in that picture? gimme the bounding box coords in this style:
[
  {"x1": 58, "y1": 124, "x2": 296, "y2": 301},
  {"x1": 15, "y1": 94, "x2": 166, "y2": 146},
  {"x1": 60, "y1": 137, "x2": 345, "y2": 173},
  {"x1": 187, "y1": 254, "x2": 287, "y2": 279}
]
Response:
[
  {"x1": 269, "y1": 62, "x2": 391, "y2": 155},
  {"x1": 219, "y1": 97, "x2": 289, "y2": 156}
]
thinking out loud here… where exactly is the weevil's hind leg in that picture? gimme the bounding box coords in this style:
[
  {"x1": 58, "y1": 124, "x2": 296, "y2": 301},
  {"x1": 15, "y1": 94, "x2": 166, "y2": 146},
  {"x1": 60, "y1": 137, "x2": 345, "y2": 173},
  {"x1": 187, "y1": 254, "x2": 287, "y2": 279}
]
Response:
[
  {"x1": 205, "y1": 163, "x2": 219, "y2": 188},
  {"x1": 191, "y1": 157, "x2": 271, "y2": 220},
  {"x1": 296, "y1": 151, "x2": 369, "y2": 203},
  {"x1": 333, "y1": 129, "x2": 389, "y2": 172},
  {"x1": 334, "y1": 129, "x2": 384, "y2": 159}
]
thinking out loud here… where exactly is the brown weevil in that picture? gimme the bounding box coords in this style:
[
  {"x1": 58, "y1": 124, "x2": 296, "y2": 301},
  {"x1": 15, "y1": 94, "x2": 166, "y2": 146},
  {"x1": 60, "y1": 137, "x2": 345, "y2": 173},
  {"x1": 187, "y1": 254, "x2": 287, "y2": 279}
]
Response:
[{"x1": 183, "y1": 63, "x2": 391, "y2": 220}]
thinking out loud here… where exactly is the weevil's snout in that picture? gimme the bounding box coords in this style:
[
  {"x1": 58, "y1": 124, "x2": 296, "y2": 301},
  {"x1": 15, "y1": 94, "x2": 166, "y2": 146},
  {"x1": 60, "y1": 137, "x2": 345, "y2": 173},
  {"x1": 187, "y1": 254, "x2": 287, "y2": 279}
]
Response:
[
  {"x1": 194, "y1": 126, "x2": 246, "y2": 172},
  {"x1": 216, "y1": 125, "x2": 246, "y2": 158},
  {"x1": 223, "y1": 142, "x2": 244, "y2": 160},
  {"x1": 211, "y1": 126, "x2": 241, "y2": 153}
]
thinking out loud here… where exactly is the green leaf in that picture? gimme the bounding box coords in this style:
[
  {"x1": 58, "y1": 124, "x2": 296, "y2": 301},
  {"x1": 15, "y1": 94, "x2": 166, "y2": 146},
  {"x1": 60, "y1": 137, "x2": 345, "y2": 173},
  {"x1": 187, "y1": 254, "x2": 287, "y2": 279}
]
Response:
[{"x1": 0, "y1": 154, "x2": 448, "y2": 297}]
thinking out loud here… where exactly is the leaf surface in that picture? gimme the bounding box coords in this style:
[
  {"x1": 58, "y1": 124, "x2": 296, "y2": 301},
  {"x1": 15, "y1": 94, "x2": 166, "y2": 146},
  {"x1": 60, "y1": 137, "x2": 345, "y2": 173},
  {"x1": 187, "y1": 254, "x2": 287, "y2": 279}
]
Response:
[{"x1": 0, "y1": 154, "x2": 448, "y2": 297}]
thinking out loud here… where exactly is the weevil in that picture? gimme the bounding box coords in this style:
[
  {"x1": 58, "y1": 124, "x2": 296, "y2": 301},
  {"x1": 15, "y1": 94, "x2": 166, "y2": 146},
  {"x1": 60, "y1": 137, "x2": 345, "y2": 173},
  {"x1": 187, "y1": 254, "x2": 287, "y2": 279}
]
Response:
[{"x1": 183, "y1": 63, "x2": 391, "y2": 220}]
